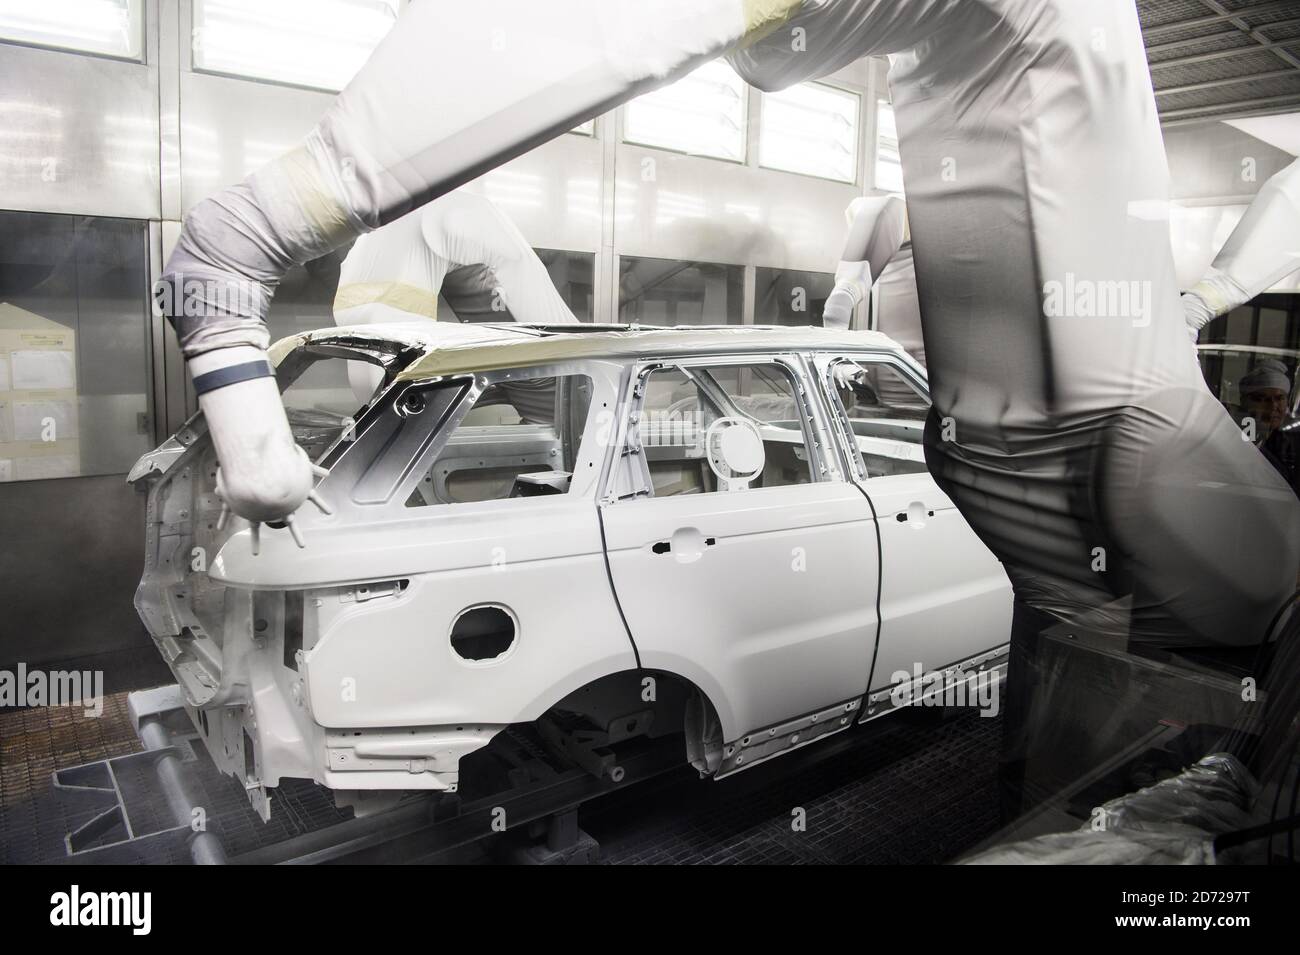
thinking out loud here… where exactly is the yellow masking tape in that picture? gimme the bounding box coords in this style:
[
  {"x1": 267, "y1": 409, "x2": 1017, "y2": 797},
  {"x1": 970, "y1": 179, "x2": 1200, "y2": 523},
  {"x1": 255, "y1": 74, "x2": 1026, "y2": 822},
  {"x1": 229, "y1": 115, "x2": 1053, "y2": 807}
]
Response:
[
  {"x1": 334, "y1": 282, "x2": 440, "y2": 321},
  {"x1": 742, "y1": 0, "x2": 802, "y2": 44},
  {"x1": 1189, "y1": 279, "x2": 1230, "y2": 319},
  {"x1": 273, "y1": 146, "x2": 355, "y2": 248}
]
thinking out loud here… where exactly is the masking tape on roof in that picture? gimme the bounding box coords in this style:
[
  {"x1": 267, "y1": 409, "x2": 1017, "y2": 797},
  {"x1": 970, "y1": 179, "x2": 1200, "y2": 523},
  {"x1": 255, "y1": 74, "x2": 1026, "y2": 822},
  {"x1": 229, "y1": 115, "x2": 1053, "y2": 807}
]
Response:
[{"x1": 334, "y1": 282, "x2": 440, "y2": 321}]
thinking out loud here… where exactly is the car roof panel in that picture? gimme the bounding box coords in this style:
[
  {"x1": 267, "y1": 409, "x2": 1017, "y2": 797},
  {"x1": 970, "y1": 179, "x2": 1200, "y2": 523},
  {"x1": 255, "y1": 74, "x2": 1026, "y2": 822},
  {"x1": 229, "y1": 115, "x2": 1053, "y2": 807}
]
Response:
[{"x1": 271, "y1": 322, "x2": 906, "y2": 380}]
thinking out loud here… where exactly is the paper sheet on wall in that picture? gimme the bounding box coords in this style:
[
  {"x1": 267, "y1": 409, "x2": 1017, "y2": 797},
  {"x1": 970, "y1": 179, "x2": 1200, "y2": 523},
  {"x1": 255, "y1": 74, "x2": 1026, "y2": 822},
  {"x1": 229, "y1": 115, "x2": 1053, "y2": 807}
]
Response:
[
  {"x1": 0, "y1": 459, "x2": 11, "y2": 482},
  {"x1": 12, "y1": 349, "x2": 75, "y2": 390},
  {"x1": 13, "y1": 400, "x2": 77, "y2": 442},
  {"x1": 0, "y1": 354, "x2": 10, "y2": 392},
  {"x1": 0, "y1": 401, "x2": 11, "y2": 443}
]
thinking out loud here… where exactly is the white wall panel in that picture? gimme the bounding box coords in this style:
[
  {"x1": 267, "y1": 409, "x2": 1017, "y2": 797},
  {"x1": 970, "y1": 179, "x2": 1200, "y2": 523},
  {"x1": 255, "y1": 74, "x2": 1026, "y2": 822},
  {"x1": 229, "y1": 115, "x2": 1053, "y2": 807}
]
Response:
[
  {"x1": 613, "y1": 143, "x2": 859, "y2": 271},
  {"x1": 178, "y1": 70, "x2": 333, "y2": 212},
  {"x1": 460, "y1": 133, "x2": 604, "y2": 254},
  {"x1": 0, "y1": 42, "x2": 158, "y2": 218}
]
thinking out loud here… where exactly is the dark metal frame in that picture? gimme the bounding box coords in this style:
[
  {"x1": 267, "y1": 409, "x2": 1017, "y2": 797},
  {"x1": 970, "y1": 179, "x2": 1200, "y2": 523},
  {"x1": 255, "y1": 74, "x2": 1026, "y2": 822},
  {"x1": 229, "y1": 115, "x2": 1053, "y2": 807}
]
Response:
[{"x1": 1144, "y1": 0, "x2": 1300, "y2": 125}]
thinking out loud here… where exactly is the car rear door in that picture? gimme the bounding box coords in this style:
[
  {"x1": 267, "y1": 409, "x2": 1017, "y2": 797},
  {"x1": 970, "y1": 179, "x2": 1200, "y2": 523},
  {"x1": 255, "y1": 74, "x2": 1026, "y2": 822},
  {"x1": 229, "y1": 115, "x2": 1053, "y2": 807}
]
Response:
[{"x1": 813, "y1": 351, "x2": 1013, "y2": 714}]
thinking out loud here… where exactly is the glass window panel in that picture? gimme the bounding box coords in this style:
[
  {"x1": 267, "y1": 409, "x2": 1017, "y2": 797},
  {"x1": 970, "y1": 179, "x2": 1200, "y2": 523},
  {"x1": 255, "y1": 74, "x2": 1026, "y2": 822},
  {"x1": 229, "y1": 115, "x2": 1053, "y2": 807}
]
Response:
[
  {"x1": 754, "y1": 267, "x2": 835, "y2": 326},
  {"x1": 408, "y1": 373, "x2": 593, "y2": 507},
  {"x1": 638, "y1": 362, "x2": 813, "y2": 496},
  {"x1": 875, "y1": 99, "x2": 904, "y2": 195},
  {"x1": 0, "y1": 211, "x2": 151, "y2": 480},
  {"x1": 759, "y1": 82, "x2": 859, "y2": 183},
  {"x1": 1257, "y1": 307, "x2": 1289, "y2": 349},
  {"x1": 0, "y1": 0, "x2": 142, "y2": 59},
  {"x1": 624, "y1": 61, "x2": 747, "y2": 162},
  {"x1": 193, "y1": 0, "x2": 399, "y2": 92},
  {"x1": 538, "y1": 249, "x2": 595, "y2": 322},
  {"x1": 829, "y1": 358, "x2": 930, "y2": 477},
  {"x1": 618, "y1": 256, "x2": 743, "y2": 325},
  {"x1": 1197, "y1": 348, "x2": 1300, "y2": 417}
]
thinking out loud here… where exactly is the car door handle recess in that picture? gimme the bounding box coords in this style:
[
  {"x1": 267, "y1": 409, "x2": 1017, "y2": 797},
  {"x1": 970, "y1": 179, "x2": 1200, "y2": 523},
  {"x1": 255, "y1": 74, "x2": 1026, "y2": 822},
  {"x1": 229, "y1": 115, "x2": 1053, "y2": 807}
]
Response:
[
  {"x1": 652, "y1": 537, "x2": 716, "y2": 554},
  {"x1": 651, "y1": 529, "x2": 716, "y2": 562},
  {"x1": 896, "y1": 501, "x2": 935, "y2": 526}
]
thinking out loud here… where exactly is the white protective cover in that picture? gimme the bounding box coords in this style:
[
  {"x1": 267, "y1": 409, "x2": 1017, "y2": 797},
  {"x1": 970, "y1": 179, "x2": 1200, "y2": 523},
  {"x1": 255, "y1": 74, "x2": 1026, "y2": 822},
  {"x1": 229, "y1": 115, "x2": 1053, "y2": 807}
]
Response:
[
  {"x1": 823, "y1": 195, "x2": 908, "y2": 330},
  {"x1": 728, "y1": 0, "x2": 1298, "y2": 646},
  {"x1": 160, "y1": 0, "x2": 1298, "y2": 647},
  {"x1": 873, "y1": 245, "x2": 924, "y2": 364},
  {"x1": 333, "y1": 191, "x2": 578, "y2": 400},
  {"x1": 333, "y1": 191, "x2": 578, "y2": 328},
  {"x1": 1182, "y1": 158, "x2": 1300, "y2": 333}
]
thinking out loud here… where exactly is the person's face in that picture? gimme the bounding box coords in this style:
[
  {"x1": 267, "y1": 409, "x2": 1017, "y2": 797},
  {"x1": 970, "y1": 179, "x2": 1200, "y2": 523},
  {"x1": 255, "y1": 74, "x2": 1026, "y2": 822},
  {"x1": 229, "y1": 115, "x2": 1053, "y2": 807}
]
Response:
[{"x1": 1244, "y1": 387, "x2": 1288, "y2": 433}]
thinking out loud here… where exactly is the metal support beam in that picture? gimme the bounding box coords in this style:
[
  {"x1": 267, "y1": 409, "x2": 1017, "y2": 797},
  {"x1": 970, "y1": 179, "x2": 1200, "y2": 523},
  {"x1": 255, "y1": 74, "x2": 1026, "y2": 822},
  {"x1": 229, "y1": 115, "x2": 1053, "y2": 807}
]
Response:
[
  {"x1": 1160, "y1": 91, "x2": 1300, "y2": 122},
  {"x1": 1144, "y1": 1, "x2": 1300, "y2": 41},
  {"x1": 1146, "y1": 18, "x2": 1300, "y2": 57},
  {"x1": 1164, "y1": 102, "x2": 1300, "y2": 127},
  {"x1": 1155, "y1": 67, "x2": 1299, "y2": 98},
  {"x1": 1149, "y1": 36, "x2": 1300, "y2": 70},
  {"x1": 1197, "y1": 0, "x2": 1300, "y2": 71}
]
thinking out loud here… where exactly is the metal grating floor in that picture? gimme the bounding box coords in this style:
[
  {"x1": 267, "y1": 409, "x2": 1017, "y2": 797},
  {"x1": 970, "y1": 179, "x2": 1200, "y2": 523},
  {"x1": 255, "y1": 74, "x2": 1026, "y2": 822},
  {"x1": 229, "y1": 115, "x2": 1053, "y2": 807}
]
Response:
[
  {"x1": 1, "y1": 693, "x2": 1002, "y2": 864},
  {"x1": 581, "y1": 709, "x2": 1002, "y2": 865},
  {"x1": 0, "y1": 692, "x2": 352, "y2": 865}
]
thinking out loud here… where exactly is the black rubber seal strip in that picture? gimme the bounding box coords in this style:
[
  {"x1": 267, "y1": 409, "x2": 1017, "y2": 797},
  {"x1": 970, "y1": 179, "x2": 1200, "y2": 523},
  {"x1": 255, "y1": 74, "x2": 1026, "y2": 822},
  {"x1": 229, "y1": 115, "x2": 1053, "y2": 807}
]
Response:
[
  {"x1": 192, "y1": 360, "x2": 275, "y2": 396},
  {"x1": 597, "y1": 505, "x2": 642, "y2": 669},
  {"x1": 851, "y1": 479, "x2": 886, "y2": 716}
]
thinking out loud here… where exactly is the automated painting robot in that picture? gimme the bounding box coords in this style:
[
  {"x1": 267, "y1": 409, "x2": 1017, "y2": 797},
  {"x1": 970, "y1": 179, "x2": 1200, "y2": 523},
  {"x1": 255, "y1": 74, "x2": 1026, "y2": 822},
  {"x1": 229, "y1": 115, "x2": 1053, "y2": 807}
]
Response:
[{"x1": 154, "y1": 0, "x2": 1300, "y2": 849}]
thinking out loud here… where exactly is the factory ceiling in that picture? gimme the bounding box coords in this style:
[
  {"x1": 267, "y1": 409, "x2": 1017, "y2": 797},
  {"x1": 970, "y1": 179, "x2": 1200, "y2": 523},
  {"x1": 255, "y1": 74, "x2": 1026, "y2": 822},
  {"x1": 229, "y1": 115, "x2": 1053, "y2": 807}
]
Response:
[{"x1": 1141, "y1": 0, "x2": 1300, "y2": 126}]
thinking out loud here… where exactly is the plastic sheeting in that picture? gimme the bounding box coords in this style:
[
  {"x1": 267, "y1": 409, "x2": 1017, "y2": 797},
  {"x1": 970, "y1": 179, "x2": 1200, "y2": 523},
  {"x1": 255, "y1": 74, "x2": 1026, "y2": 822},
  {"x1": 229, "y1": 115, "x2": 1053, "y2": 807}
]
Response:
[{"x1": 964, "y1": 754, "x2": 1255, "y2": 864}]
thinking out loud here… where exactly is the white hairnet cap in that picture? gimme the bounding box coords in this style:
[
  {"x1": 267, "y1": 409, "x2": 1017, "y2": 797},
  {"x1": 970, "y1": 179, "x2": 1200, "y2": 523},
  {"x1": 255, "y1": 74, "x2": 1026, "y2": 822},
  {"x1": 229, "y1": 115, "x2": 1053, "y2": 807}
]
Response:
[{"x1": 1240, "y1": 358, "x2": 1292, "y2": 395}]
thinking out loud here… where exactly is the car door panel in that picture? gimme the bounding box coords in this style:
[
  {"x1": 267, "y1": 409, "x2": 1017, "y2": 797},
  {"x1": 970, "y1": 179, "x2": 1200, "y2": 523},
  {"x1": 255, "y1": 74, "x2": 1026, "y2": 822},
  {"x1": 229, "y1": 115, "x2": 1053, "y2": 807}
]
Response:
[
  {"x1": 857, "y1": 473, "x2": 1012, "y2": 695},
  {"x1": 814, "y1": 352, "x2": 1013, "y2": 701}
]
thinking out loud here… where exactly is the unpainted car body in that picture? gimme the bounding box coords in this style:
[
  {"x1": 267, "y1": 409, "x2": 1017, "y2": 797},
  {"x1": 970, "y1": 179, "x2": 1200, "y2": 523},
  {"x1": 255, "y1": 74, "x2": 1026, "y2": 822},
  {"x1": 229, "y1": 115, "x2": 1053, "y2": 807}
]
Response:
[{"x1": 131, "y1": 322, "x2": 1012, "y2": 818}]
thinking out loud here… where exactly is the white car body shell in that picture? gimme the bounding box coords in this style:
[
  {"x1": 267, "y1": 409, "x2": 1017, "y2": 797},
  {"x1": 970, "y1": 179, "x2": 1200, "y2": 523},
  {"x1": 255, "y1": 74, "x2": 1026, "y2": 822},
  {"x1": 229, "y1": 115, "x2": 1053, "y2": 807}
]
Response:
[{"x1": 132, "y1": 322, "x2": 1012, "y2": 818}]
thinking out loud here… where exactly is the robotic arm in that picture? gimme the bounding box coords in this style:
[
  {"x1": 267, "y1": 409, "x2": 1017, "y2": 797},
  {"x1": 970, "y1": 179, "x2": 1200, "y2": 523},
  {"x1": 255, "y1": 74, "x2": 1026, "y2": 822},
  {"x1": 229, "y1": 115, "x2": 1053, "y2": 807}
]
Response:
[
  {"x1": 333, "y1": 191, "x2": 577, "y2": 402},
  {"x1": 158, "y1": 0, "x2": 797, "y2": 527},
  {"x1": 333, "y1": 191, "x2": 577, "y2": 329},
  {"x1": 822, "y1": 195, "x2": 908, "y2": 330},
  {"x1": 162, "y1": 0, "x2": 1297, "y2": 648},
  {"x1": 1182, "y1": 158, "x2": 1300, "y2": 337}
]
